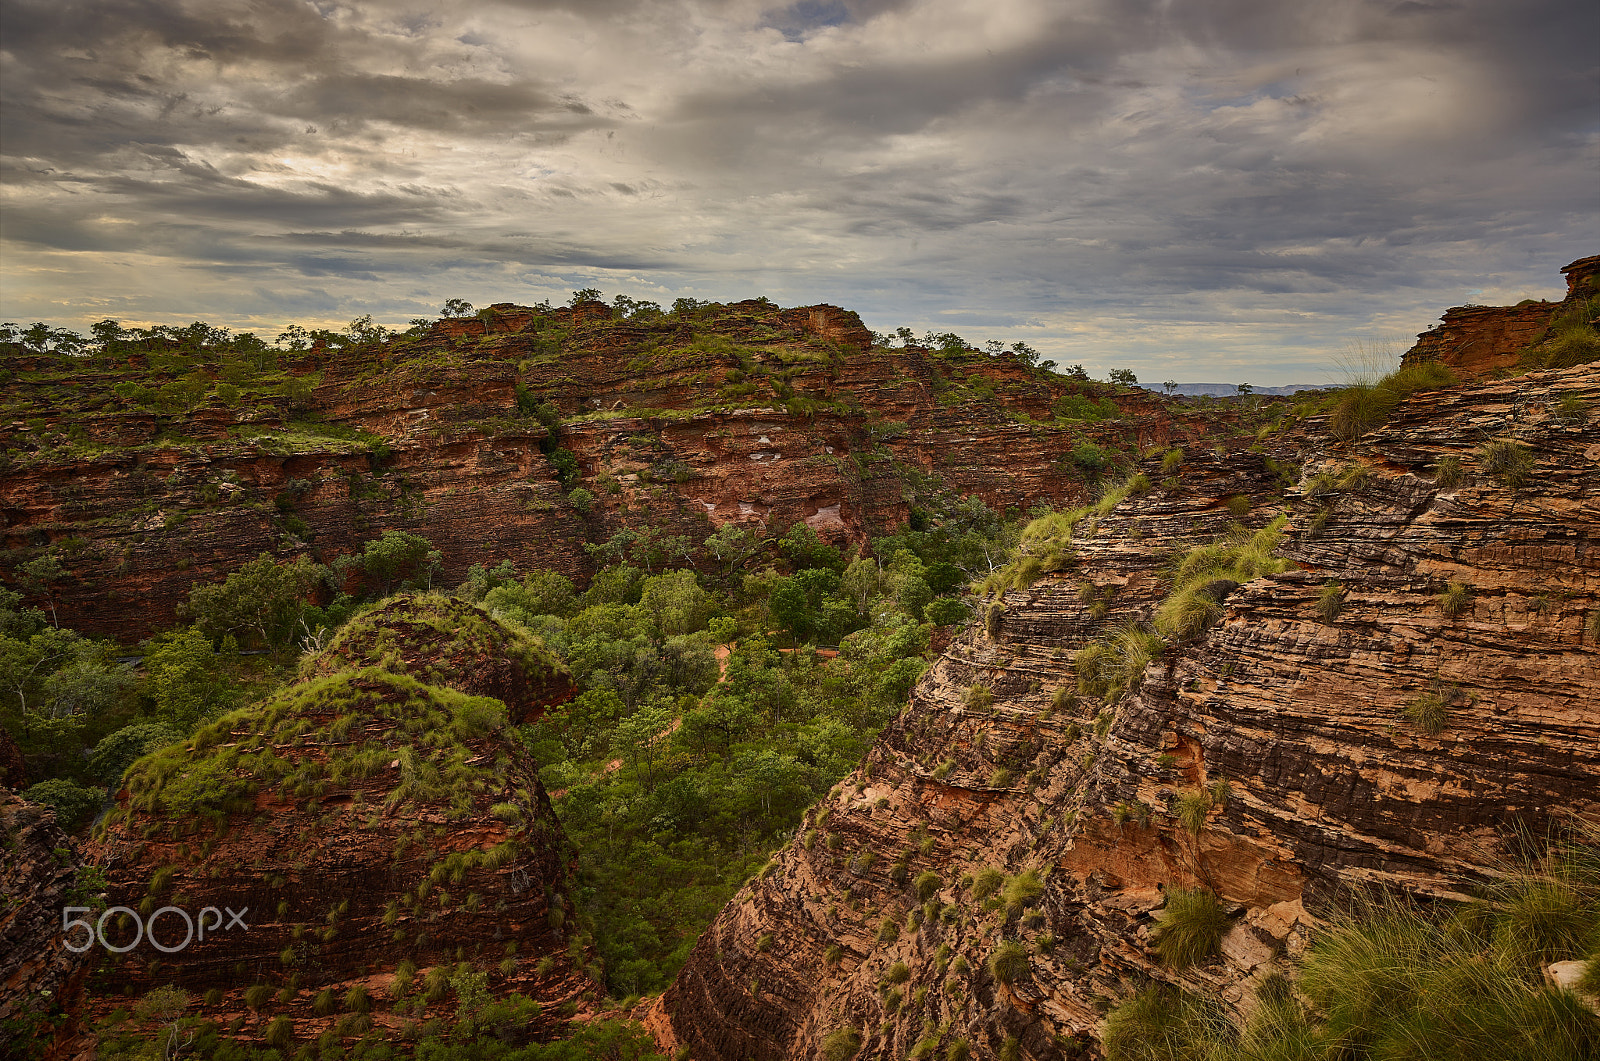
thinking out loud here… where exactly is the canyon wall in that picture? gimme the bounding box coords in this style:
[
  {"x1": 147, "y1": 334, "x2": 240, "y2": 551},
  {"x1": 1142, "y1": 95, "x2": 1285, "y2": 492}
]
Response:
[
  {"x1": 660, "y1": 363, "x2": 1600, "y2": 1060},
  {"x1": 0, "y1": 303, "x2": 1211, "y2": 644}
]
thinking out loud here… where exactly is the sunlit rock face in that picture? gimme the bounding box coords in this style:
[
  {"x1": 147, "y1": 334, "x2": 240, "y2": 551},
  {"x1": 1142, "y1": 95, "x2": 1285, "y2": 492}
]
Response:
[{"x1": 1400, "y1": 255, "x2": 1599, "y2": 381}]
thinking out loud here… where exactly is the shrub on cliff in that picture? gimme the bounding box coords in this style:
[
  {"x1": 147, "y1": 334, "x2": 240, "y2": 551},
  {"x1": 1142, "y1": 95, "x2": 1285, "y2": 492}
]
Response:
[
  {"x1": 1152, "y1": 887, "x2": 1230, "y2": 969},
  {"x1": 21, "y1": 777, "x2": 104, "y2": 831}
]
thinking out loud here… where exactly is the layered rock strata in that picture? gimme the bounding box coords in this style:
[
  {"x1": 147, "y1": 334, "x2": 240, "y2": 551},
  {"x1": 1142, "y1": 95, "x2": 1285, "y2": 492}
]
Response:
[
  {"x1": 1400, "y1": 255, "x2": 1599, "y2": 380},
  {"x1": 85, "y1": 599, "x2": 596, "y2": 1046},
  {"x1": 661, "y1": 365, "x2": 1600, "y2": 1060},
  {"x1": 1, "y1": 303, "x2": 1216, "y2": 643},
  {"x1": 1, "y1": 790, "x2": 96, "y2": 1060}
]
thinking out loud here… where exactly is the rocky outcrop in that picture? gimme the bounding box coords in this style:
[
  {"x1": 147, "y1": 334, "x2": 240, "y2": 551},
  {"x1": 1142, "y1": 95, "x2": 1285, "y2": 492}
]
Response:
[
  {"x1": 0, "y1": 303, "x2": 1216, "y2": 643},
  {"x1": 0, "y1": 727, "x2": 24, "y2": 790},
  {"x1": 85, "y1": 601, "x2": 596, "y2": 1046},
  {"x1": 1, "y1": 790, "x2": 96, "y2": 1060},
  {"x1": 661, "y1": 365, "x2": 1600, "y2": 1060},
  {"x1": 1400, "y1": 255, "x2": 1599, "y2": 381},
  {"x1": 299, "y1": 595, "x2": 573, "y2": 724}
]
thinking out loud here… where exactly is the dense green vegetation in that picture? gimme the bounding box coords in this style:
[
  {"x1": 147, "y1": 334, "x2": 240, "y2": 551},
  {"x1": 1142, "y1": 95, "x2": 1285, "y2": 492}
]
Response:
[
  {"x1": 507, "y1": 510, "x2": 1013, "y2": 997},
  {"x1": 1103, "y1": 828, "x2": 1600, "y2": 1061},
  {"x1": 2, "y1": 470, "x2": 1022, "y2": 1056}
]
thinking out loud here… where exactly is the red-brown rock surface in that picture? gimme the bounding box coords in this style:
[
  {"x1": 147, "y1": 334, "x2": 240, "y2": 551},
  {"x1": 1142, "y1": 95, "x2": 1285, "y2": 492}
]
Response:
[
  {"x1": 660, "y1": 364, "x2": 1600, "y2": 1060},
  {"x1": 1, "y1": 790, "x2": 96, "y2": 1060},
  {"x1": 84, "y1": 602, "x2": 597, "y2": 1046},
  {"x1": 1400, "y1": 255, "x2": 1599, "y2": 381},
  {"x1": 0, "y1": 303, "x2": 1215, "y2": 644}
]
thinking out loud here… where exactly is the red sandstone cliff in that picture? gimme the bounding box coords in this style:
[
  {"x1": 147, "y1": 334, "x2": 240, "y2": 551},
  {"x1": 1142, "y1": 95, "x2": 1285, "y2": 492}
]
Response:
[
  {"x1": 83, "y1": 598, "x2": 598, "y2": 1047},
  {"x1": 0, "y1": 303, "x2": 1210, "y2": 644},
  {"x1": 659, "y1": 364, "x2": 1600, "y2": 1060},
  {"x1": 1399, "y1": 255, "x2": 1599, "y2": 380}
]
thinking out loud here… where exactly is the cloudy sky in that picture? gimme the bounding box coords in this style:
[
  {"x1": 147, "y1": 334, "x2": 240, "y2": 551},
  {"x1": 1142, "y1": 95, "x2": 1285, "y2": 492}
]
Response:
[{"x1": 2, "y1": 0, "x2": 1595, "y2": 383}]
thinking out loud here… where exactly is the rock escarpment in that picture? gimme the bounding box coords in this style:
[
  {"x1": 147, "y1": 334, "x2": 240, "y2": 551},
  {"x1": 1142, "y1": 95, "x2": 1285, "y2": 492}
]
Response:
[
  {"x1": 661, "y1": 364, "x2": 1600, "y2": 1060},
  {"x1": 0, "y1": 301, "x2": 1215, "y2": 643},
  {"x1": 1, "y1": 790, "x2": 96, "y2": 1060},
  {"x1": 1400, "y1": 255, "x2": 1599, "y2": 381},
  {"x1": 86, "y1": 598, "x2": 596, "y2": 1045}
]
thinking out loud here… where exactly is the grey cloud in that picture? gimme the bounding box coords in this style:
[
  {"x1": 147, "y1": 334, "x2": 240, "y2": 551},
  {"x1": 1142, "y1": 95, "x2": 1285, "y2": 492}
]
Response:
[
  {"x1": 0, "y1": 0, "x2": 1594, "y2": 384},
  {"x1": 272, "y1": 74, "x2": 576, "y2": 134}
]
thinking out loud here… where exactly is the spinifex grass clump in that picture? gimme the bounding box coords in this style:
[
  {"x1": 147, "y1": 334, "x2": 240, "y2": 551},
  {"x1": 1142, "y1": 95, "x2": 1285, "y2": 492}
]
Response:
[
  {"x1": 1153, "y1": 517, "x2": 1291, "y2": 642},
  {"x1": 1104, "y1": 827, "x2": 1600, "y2": 1061},
  {"x1": 1102, "y1": 984, "x2": 1235, "y2": 1061},
  {"x1": 988, "y1": 940, "x2": 1030, "y2": 983},
  {"x1": 1151, "y1": 888, "x2": 1230, "y2": 969},
  {"x1": 1439, "y1": 581, "x2": 1473, "y2": 619},
  {"x1": 1330, "y1": 361, "x2": 1456, "y2": 442},
  {"x1": 1075, "y1": 624, "x2": 1164, "y2": 703},
  {"x1": 1520, "y1": 295, "x2": 1600, "y2": 370},
  {"x1": 1316, "y1": 580, "x2": 1345, "y2": 623},
  {"x1": 979, "y1": 505, "x2": 1090, "y2": 595},
  {"x1": 1477, "y1": 439, "x2": 1536, "y2": 491}
]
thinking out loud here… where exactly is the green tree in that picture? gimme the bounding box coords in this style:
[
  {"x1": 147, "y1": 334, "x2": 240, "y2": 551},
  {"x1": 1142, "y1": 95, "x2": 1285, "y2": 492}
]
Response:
[
  {"x1": 358, "y1": 531, "x2": 441, "y2": 595},
  {"x1": 1109, "y1": 368, "x2": 1138, "y2": 385},
  {"x1": 615, "y1": 702, "x2": 673, "y2": 791},
  {"x1": 88, "y1": 722, "x2": 185, "y2": 788},
  {"x1": 18, "y1": 551, "x2": 67, "y2": 626},
  {"x1": 484, "y1": 569, "x2": 578, "y2": 621},
  {"x1": 142, "y1": 627, "x2": 234, "y2": 727},
  {"x1": 21, "y1": 778, "x2": 104, "y2": 832},
  {"x1": 639, "y1": 570, "x2": 712, "y2": 638},
  {"x1": 183, "y1": 552, "x2": 325, "y2": 654}
]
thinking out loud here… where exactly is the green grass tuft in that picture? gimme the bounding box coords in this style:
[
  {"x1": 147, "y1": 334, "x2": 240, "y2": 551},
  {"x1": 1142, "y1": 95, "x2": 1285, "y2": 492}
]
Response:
[
  {"x1": 1477, "y1": 439, "x2": 1535, "y2": 490},
  {"x1": 1152, "y1": 888, "x2": 1230, "y2": 969},
  {"x1": 988, "y1": 940, "x2": 1029, "y2": 983},
  {"x1": 820, "y1": 1027, "x2": 861, "y2": 1061},
  {"x1": 1439, "y1": 581, "x2": 1472, "y2": 619},
  {"x1": 1316, "y1": 580, "x2": 1344, "y2": 623}
]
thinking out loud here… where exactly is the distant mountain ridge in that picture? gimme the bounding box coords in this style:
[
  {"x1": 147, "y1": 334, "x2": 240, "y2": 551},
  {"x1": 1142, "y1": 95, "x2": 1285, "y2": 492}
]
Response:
[{"x1": 1142, "y1": 382, "x2": 1327, "y2": 396}]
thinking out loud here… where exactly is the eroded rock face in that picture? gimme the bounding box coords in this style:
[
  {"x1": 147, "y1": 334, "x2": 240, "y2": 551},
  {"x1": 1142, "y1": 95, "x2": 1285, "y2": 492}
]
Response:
[
  {"x1": 1399, "y1": 255, "x2": 1598, "y2": 381},
  {"x1": 0, "y1": 726, "x2": 24, "y2": 789},
  {"x1": 1, "y1": 790, "x2": 96, "y2": 1060},
  {"x1": 86, "y1": 609, "x2": 596, "y2": 1044},
  {"x1": 0, "y1": 302, "x2": 1212, "y2": 643},
  {"x1": 661, "y1": 365, "x2": 1600, "y2": 1060}
]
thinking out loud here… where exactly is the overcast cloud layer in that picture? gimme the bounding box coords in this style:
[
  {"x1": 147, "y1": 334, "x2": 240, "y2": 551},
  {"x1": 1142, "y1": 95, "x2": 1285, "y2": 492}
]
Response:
[{"x1": 2, "y1": 0, "x2": 1596, "y2": 383}]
